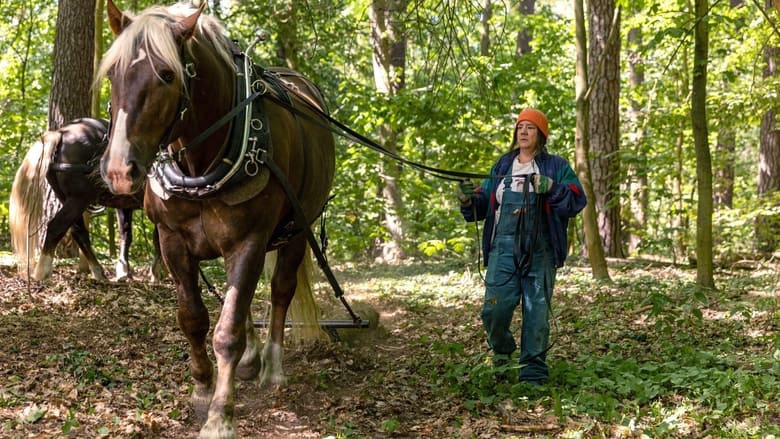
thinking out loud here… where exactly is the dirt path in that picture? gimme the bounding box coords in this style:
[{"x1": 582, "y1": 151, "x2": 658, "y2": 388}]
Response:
[{"x1": 0, "y1": 262, "x2": 514, "y2": 438}]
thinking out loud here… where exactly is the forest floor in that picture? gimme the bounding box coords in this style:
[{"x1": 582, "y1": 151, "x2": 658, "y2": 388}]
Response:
[{"x1": 0, "y1": 255, "x2": 778, "y2": 438}]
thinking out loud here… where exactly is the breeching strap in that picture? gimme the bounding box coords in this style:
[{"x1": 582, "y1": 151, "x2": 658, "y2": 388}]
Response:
[{"x1": 262, "y1": 156, "x2": 363, "y2": 324}]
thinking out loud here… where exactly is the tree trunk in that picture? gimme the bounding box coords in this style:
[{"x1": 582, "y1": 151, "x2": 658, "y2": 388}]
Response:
[
  {"x1": 48, "y1": 0, "x2": 95, "y2": 129},
  {"x1": 588, "y1": 0, "x2": 623, "y2": 258},
  {"x1": 670, "y1": 26, "x2": 691, "y2": 263},
  {"x1": 713, "y1": 128, "x2": 735, "y2": 208},
  {"x1": 672, "y1": 123, "x2": 687, "y2": 263},
  {"x1": 370, "y1": 0, "x2": 408, "y2": 263},
  {"x1": 515, "y1": 0, "x2": 535, "y2": 56},
  {"x1": 47, "y1": 0, "x2": 96, "y2": 264},
  {"x1": 575, "y1": 0, "x2": 610, "y2": 281},
  {"x1": 758, "y1": 112, "x2": 780, "y2": 253},
  {"x1": 626, "y1": 25, "x2": 648, "y2": 256},
  {"x1": 757, "y1": 0, "x2": 780, "y2": 253},
  {"x1": 692, "y1": 0, "x2": 715, "y2": 288},
  {"x1": 91, "y1": 0, "x2": 104, "y2": 119},
  {"x1": 713, "y1": 0, "x2": 744, "y2": 209},
  {"x1": 480, "y1": 0, "x2": 491, "y2": 56},
  {"x1": 274, "y1": 0, "x2": 300, "y2": 70}
]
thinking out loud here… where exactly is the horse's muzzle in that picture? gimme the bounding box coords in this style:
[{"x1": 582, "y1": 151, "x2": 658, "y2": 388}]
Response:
[{"x1": 101, "y1": 156, "x2": 146, "y2": 195}]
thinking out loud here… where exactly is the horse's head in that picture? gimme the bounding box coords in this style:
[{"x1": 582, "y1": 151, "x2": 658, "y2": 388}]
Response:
[{"x1": 97, "y1": 0, "x2": 203, "y2": 195}]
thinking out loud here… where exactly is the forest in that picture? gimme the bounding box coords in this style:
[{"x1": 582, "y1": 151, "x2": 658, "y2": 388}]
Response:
[{"x1": 0, "y1": 0, "x2": 778, "y2": 438}]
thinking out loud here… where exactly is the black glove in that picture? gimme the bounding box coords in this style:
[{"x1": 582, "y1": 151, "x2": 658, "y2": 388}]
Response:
[{"x1": 457, "y1": 180, "x2": 476, "y2": 203}]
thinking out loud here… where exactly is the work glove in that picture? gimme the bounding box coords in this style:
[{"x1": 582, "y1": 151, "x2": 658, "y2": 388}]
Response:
[
  {"x1": 533, "y1": 174, "x2": 553, "y2": 194},
  {"x1": 457, "y1": 180, "x2": 476, "y2": 203}
]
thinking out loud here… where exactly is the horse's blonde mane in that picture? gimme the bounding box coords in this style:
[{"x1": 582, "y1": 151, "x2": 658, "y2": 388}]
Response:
[{"x1": 95, "y1": 3, "x2": 233, "y2": 88}]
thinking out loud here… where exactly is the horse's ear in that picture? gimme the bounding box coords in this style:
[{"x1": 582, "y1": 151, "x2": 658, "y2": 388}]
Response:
[
  {"x1": 171, "y1": 3, "x2": 205, "y2": 43},
  {"x1": 107, "y1": 0, "x2": 133, "y2": 35}
]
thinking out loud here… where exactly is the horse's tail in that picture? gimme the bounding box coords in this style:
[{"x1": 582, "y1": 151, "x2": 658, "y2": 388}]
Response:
[
  {"x1": 9, "y1": 131, "x2": 59, "y2": 276},
  {"x1": 264, "y1": 245, "x2": 327, "y2": 343},
  {"x1": 288, "y1": 245, "x2": 328, "y2": 342}
]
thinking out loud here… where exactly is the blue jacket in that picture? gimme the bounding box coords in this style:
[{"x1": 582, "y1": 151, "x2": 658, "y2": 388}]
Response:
[{"x1": 461, "y1": 149, "x2": 587, "y2": 268}]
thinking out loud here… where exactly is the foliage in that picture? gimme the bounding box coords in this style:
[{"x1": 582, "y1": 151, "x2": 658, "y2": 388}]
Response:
[
  {"x1": 0, "y1": 0, "x2": 57, "y2": 242},
  {"x1": 409, "y1": 259, "x2": 780, "y2": 438}
]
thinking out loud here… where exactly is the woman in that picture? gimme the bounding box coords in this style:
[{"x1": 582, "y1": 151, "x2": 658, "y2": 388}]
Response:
[{"x1": 458, "y1": 108, "x2": 586, "y2": 385}]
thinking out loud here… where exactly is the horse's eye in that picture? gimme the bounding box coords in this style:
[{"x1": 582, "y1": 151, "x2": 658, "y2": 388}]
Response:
[{"x1": 160, "y1": 70, "x2": 175, "y2": 84}]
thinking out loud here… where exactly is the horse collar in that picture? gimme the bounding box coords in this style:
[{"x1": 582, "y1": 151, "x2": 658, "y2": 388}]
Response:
[{"x1": 150, "y1": 38, "x2": 279, "y2": 200}]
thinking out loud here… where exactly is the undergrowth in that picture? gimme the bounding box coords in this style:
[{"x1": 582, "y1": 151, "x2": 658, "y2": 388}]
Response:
[{"x1": 342, "y1": 257, "x2": 780, "y2": 438}]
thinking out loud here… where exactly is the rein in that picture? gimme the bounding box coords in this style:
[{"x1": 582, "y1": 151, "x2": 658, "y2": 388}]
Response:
[
  {"x1": 261, "y1": 91, "x2": 501, "y2": 182},
  {"x1": 263, "y1": 85, "x2": 559, "y2": 360}
]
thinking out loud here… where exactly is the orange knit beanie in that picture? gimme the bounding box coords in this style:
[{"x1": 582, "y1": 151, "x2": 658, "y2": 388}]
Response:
[{"x1": 516, "y1": 108, "x2": 549, "y2": 138}]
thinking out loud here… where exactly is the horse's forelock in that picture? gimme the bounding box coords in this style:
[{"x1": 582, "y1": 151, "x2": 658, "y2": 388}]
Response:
[
  {"x1": 97, "y1": 13, "x2": 184, "y2": 85},
  {"x1": 96, "y1": 5, "x2": 231, "y2": 87}
]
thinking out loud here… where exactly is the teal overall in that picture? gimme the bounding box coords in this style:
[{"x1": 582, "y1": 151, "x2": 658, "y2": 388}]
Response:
[{"x1": 482, "y1": 176, "x2": 555, "y2": 383}]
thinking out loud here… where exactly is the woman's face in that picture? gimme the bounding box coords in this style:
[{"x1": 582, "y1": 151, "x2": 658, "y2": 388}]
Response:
[{"x1": 515, "y1": 121, "x2": 539, "y2": 151}]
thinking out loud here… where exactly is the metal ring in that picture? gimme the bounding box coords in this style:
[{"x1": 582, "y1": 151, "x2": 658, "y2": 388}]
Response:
[
  {"x1": 252, "y1": 80, "x2": 267, "y2": 94},
  {"x1": 245, "y1": 160, "x2": 259, "y2": 177},
  {"x1": 251, "y1": 118, "x2": 264, "y2": 131}
]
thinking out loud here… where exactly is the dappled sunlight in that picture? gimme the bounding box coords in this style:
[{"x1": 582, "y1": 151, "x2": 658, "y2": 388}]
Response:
[{"x1": 1, "y1": 258, "x2": 777, "y2": 437}]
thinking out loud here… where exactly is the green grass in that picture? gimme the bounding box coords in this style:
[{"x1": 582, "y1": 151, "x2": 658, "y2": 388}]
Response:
[{"x1": 336, "y1": 257, "x2": 779, "y2": 437}]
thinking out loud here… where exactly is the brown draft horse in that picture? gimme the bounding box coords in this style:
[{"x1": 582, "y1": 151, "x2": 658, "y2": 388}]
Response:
[
  {"x1": 97, "y1": 1, "x2": 335, "y2": 437},
  {"x1": 9, "y1": 118, "x2": 163, "y2": 282}
]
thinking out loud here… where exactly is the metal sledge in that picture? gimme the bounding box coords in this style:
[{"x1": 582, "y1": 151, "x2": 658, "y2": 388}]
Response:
[{"x1": 253, "y1": 317, "x2": 370, "y2": 341}]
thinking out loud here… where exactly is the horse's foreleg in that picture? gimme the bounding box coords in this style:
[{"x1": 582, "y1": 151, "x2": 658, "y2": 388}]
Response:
[
  {"x1": 200, "y1": 249, "x2": 264, "y2": 439},
  {"x1": 260, "y1": 237, "x2": 306, "y2": 387},
  {"x1": 114, "y1": 208, "x2": 133, "y2": 281},
  {"x1": 161, "y1": 236, "x2": 213, "y2": 419},
  {"x1": 178, "y1": 283, "x2": 214, "y2": 420}
]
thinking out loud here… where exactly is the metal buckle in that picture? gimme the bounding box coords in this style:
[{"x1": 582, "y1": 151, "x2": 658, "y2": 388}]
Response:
[
  {"x1": 184, "y1": 62, "x2": 196, "y2": 78},
  {"x1": 250, "y1": 118, "x2": 264, "y2": 131}
]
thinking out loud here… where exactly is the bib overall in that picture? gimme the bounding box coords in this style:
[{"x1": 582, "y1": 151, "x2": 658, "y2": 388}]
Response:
[{"x1": 481, "y1": 176, "x2": 555, "y2": 383}]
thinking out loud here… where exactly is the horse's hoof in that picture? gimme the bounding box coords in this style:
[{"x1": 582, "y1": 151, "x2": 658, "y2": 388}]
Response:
[
  {"x1": 199, "y1": 415, "x2": 236, "y2": 439},
  {"x1": 114, "y1": 262, "x2": 131, "y2": 281},
  {"x1": 149, "y1": 265, "x2": 167, "y2": 283},
  {"x1": 191, "y1": 385, "x2": 213, "y2": 420},
  {"x1": 236, "y1": 339, "x2": 261, "y2": 381},
  {"x1": 31, "y1": 272, "x2": 50, "y2": 282},
  {"x1": 91, "y1": 269, "x2": 107, "y2": 282},
  {"x1": 32, "y1": 256, "x2": 53, "y2": 281},
  {"x1": 236, "y1": 355, "x2": 261, "y2": 381},
  {"x1": 259, "y1": 367, "x2": 287, "y2": 388}
]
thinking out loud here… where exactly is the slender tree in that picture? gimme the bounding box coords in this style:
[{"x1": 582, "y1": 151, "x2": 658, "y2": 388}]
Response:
[
  {"x1": 515, "y1": 0, "x2": 535, "y2": 56},
  {"x1": 626, "y1": 21, "x2": 648, "y2": 255},
  {"x1": 692, "y1": 0, "x2": 715, "y2": 288},
  {"x1": 714, "y1": 128, "x2": 735, "y2": 208},
  {"x1": 48, "y1": 0, "x2": 95, "y2": 129},
  {"x1": 672, "y1": 105, "x2": 687, "y2": 263},
  {"x1": 370, "y1": 0, "x2": 409, "y2": 263},
  {"x1": 713, "y1": 0, "x2": 745, "y2": 209},
  {"x1": 588, "y1": 0, "x2": 623, "y2": 258},
  {"x1": 275, "y1": 0, "x2": 300, "y2": 70},
  {"x1": 480, "y1": 0, "x2": 492, "y2": 56},
  {"x1": 46, "y1": 0, "x2": 96, "y2": 260},
  {"x1": 575, "y1": 0, "x2": 611, "y2": 281}
]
